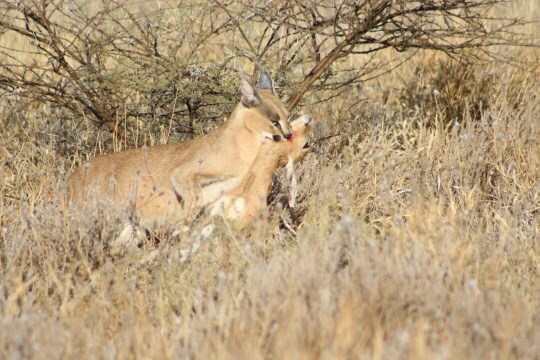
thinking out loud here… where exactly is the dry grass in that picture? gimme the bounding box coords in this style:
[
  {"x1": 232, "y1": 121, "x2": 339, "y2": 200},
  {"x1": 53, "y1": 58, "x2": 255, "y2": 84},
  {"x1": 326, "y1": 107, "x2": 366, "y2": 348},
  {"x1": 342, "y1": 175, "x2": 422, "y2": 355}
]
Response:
[{"x1": 1, "y1": 1, "x2": 540, "y2": 359}]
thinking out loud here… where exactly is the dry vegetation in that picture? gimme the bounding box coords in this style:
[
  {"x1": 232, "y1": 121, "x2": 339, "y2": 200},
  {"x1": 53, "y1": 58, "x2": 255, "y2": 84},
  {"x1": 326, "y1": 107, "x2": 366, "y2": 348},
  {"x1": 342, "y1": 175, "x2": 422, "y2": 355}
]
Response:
[{"x1": 1, "y1": 1, "x2": 539, "y2": 359}]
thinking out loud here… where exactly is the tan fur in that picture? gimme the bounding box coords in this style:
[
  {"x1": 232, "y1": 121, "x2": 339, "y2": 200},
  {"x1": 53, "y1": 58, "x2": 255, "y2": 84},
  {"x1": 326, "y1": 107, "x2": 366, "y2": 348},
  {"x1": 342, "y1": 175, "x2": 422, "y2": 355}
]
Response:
[
  {"x1": 208, "y1": 115, "x2": 312, "y2": 227},
  {"x1": 67, "y1": 75, "x2": 295, "y2": 230}
]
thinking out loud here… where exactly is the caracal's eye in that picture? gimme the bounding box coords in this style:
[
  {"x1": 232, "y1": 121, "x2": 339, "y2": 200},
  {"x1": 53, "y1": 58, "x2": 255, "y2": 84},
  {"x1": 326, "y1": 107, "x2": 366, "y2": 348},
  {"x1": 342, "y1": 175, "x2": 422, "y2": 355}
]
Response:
[
  {"x1": 272, "y1": 120, "x2": 281, "y2": 129},
  {"x1": 303, "y1": 142, "x2": 310, "y2": 149}
]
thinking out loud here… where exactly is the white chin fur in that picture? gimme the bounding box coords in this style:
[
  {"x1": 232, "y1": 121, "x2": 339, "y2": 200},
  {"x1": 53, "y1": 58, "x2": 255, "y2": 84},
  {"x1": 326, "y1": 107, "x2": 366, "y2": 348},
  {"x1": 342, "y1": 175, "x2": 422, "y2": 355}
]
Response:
[{"x1": 259, "y1": 132, "x2": 274, "y2": 143}]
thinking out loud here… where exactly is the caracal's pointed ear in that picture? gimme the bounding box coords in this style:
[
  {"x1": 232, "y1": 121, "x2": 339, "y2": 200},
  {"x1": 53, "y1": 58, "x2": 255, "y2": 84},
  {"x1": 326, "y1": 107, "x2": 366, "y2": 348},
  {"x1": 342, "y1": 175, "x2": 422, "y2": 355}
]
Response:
[
  {"x1": 239, "y1": 71, "x2": 261, "y2": 108},
  {"x1": 255, "y1": 60, "x2": 275, "y2": 93}
]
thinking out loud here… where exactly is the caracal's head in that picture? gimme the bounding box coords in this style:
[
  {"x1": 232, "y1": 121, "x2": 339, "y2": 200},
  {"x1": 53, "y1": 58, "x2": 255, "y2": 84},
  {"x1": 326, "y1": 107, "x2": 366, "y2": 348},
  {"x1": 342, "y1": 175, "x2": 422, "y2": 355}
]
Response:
[{"x1": 238, "y1": 65, "x2": 293, "y2": 142}]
